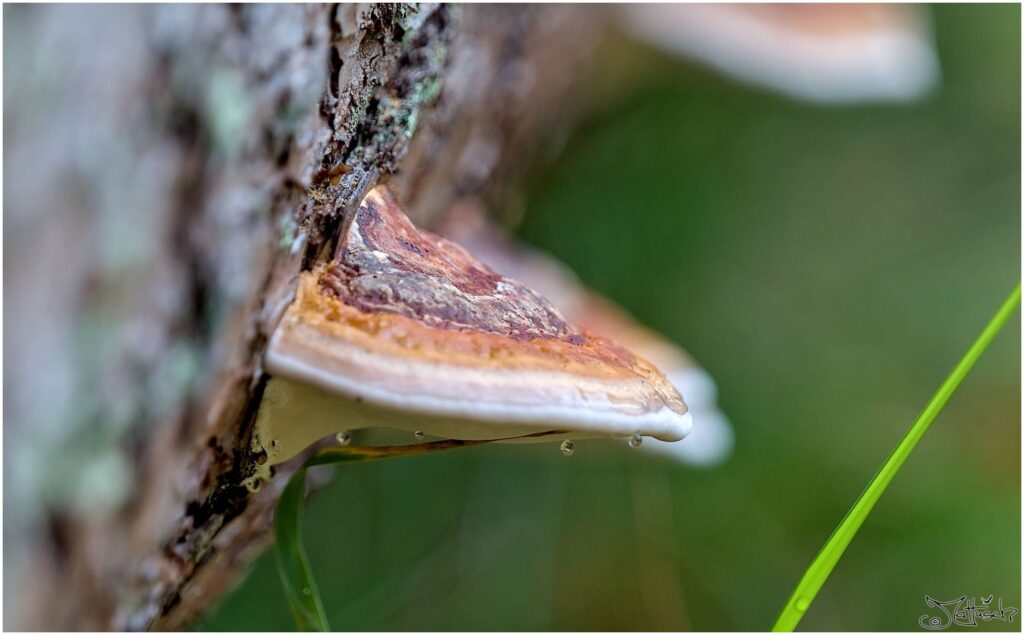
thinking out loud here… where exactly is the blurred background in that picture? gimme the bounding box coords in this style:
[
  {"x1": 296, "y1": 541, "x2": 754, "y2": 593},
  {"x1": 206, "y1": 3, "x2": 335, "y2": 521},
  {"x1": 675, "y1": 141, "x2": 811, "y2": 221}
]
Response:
[{"x1": 198, "y1": 4, "x2": 1020, "y2": 632}]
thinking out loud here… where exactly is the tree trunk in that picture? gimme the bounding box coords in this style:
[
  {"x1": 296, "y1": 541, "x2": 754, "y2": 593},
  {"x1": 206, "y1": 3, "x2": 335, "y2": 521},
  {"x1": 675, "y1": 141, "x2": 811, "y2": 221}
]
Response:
[{"x1": 5, "y1": 4, "x2": 607, "y2": 630}]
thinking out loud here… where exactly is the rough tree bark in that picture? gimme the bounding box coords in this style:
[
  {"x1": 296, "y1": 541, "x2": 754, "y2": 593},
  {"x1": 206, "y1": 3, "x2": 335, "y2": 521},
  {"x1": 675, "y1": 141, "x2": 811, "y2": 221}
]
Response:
[{"x1": 5, "y1": 4, "x2": 609, "y2": 630}]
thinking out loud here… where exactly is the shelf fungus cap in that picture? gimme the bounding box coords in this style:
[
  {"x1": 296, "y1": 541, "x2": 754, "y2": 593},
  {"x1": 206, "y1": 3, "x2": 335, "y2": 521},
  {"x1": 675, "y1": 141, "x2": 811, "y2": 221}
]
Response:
[
  {"x1": 623, "y1": 4, "x2": 939, "y2": 104},
  {"x1": 256, "y1": 185, "x2": 690, "y2": 466}
]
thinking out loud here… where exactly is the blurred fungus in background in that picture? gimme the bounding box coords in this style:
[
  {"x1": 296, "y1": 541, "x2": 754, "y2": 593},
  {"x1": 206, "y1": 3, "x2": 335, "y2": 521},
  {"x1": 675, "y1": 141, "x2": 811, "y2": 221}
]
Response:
[{"x1": 622, "y1": 4, "x2": 939, "y2": 103}]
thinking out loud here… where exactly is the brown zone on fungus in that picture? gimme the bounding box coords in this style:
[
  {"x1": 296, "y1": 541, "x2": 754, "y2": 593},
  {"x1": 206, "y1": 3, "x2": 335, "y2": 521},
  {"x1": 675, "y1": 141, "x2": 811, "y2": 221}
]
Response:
[
  {"x1": 320, "y1": 185, "x2": 585, "y2": 344},
  {"x1": 296, "y1": 270, "x2": 650, "y2": 380},
  {"x1": 286, "y1": 187, "x2": 685, "y2": 414}
]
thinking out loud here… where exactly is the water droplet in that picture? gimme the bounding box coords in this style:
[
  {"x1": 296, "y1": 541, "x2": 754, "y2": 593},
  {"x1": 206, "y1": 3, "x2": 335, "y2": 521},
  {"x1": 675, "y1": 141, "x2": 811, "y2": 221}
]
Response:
[
  {"x1": 302, "y1": 587, "x2": 311, "y2": 596},
  {"x1": 413, "y1": 430, "x2": 425, "y2": 440},
  {"x1": 795, "y1": 597, "x2": 810, "y2": 612},
  {"x1": 560, "y1": 440, "x2": 575, "y2": 456},
  {"x1": 336, "y1": 431, "x2": 351, "y2": 446},
  {"x1": 628, "y1": 434, "x2": 643, "y2": 448}
]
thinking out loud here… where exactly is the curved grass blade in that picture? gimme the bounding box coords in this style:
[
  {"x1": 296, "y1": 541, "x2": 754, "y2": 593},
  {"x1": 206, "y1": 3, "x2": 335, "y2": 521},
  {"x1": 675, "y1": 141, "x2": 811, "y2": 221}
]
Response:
[
  {"x1": 275, "y1": 430, "x2": 563, "y2": 630},
  {"x1": 275, "y1": 468, "x2": 330, "y2": 631},
  {"x1": 772, "y1": 283, "x2": 1020, "y2": 632}
]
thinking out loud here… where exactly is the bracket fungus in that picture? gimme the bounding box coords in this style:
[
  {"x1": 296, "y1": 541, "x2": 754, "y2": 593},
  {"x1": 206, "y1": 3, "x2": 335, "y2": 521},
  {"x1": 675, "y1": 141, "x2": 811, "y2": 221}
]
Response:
[
  {"x1": 252, "y1": 185, "x2": 691, "y2": 475},
  {"x1": 623, "y1": 4, "x2": 939, "y2": 104}
]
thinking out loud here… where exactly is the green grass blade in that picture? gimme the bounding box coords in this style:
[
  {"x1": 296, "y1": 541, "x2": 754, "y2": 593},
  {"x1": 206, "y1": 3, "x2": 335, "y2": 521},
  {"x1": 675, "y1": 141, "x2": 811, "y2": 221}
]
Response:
[
  {"x1": 275, "y1": 468, "x2": 330, "y2": 632},
  {"x1": 772, "y1": 282, "x2": 1021, "y2": 632}
]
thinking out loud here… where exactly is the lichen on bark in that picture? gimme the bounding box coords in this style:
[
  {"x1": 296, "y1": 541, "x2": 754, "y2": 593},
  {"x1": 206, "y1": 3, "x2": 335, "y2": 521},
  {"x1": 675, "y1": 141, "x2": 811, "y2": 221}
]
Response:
[{"x1": 4, "y1": 4, "x2": 603, "y2": 630}]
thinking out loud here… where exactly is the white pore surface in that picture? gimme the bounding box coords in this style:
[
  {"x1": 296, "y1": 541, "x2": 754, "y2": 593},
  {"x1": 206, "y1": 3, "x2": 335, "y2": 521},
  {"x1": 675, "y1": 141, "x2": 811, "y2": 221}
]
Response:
[
  {"x1": 266, "y1": 337, "x2": 693, "y2": 444},
  {"x1": 624, "y1": 4, "x2": 939, "y2": 104},
  {"x1": 641, "y1": 367, "x2": 734, "y2": 467}
]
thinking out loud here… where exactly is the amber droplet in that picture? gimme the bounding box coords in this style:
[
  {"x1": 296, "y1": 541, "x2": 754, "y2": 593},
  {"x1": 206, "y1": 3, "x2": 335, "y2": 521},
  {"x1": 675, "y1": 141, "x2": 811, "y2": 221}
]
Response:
[{"x1": 328, "y1": 161, "x2": 352, "y2": 185}]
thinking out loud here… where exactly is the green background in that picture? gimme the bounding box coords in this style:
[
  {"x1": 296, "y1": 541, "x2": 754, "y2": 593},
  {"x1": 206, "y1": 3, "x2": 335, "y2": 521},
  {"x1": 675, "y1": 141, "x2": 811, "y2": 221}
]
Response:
[{"x1": 202, "y1": 5, "x2": 1021, "y2": 631}]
